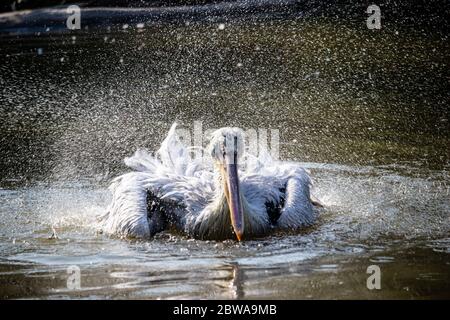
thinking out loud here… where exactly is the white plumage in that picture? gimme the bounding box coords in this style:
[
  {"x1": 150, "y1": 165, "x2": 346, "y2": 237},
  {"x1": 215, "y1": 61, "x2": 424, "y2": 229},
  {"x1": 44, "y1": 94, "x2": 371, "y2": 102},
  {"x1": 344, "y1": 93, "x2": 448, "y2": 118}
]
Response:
[{"x1": 99, "y1": 123, "x2": 320, "y2": 241}]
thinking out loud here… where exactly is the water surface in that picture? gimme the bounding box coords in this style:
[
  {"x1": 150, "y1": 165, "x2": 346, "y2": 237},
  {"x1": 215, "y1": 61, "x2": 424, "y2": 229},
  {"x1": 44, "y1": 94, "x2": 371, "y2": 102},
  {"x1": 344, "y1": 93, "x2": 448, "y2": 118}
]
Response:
[{"x1": 0, "y1": 5, "x2": 449, "y2": 299}]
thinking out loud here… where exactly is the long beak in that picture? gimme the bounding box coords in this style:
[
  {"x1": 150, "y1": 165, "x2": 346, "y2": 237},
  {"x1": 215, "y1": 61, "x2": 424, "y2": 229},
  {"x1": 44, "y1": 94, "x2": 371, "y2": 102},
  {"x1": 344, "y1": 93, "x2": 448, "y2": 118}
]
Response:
[{"x1": 222, "y1": 162, "x2": 244, "y2": 241}]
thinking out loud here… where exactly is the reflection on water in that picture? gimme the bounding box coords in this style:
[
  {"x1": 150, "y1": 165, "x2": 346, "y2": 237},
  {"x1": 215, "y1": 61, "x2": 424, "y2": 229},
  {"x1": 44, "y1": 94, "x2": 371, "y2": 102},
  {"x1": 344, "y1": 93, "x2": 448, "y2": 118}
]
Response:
[
  {"x1": 0, "y1": 163, "x2": 448, "y2": 299},
  {"x1": 0, "y1": 5, "x2": 449, "y2": 299}
]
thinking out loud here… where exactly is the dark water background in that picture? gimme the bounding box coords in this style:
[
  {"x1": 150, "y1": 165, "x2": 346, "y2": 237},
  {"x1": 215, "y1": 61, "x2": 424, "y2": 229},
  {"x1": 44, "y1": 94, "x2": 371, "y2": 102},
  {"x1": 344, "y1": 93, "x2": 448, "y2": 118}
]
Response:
[{"x1": 0, "y1": 1, "x2": 449, "y2": 299}]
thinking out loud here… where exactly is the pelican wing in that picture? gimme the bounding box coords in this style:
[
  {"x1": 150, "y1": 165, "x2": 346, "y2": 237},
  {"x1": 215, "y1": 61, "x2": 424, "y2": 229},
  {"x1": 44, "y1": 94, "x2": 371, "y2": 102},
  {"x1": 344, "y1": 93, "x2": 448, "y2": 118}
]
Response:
[
  {"x1": 242, "y1": 148, "x2": 316, "y2": 230},
  {"x1": 274, "y1": 165, "x2": 316, "y2": 228},
  {"x1": 99, "y1": 124, "x2": 214, "y2": 238},
  {"x1": 99, "y1": 172, "x2": 158, "y2": 238}
]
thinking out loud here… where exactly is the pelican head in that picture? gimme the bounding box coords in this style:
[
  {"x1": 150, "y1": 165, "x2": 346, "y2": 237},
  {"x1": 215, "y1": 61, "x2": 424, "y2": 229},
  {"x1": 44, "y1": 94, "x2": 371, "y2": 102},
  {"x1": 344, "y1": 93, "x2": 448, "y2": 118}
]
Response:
[{"x1": 208, "y1": 127, "x2": 245, "y2": 241}]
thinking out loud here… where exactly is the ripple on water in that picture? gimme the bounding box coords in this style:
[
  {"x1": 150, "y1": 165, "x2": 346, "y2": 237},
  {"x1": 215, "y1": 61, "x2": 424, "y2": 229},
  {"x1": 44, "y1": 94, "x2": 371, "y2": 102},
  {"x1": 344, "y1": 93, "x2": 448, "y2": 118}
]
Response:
[{"x1": 0, "y1": 162, "x2": 449, "y2": 299}]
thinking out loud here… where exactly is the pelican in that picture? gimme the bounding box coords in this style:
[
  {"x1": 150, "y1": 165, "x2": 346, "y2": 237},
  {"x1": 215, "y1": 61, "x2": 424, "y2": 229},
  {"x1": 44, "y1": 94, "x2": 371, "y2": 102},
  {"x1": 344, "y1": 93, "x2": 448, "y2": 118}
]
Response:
[{"x1": 99, "y1": 123, "x2": 322, "y2": 241}]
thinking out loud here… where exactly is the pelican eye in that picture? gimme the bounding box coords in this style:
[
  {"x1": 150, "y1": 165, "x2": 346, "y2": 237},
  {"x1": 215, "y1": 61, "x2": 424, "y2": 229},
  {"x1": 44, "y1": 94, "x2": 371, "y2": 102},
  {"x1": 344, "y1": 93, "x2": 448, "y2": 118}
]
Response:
[{"x1": 222, "y1": 135, "x2": 227, "y2": 158}]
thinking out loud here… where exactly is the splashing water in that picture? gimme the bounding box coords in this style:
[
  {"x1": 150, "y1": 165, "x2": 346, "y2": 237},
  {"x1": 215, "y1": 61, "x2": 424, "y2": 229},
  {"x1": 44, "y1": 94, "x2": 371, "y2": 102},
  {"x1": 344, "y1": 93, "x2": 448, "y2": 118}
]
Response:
[{"x1": 0, "y1": 4, "x2": 449, "y2": 299}]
